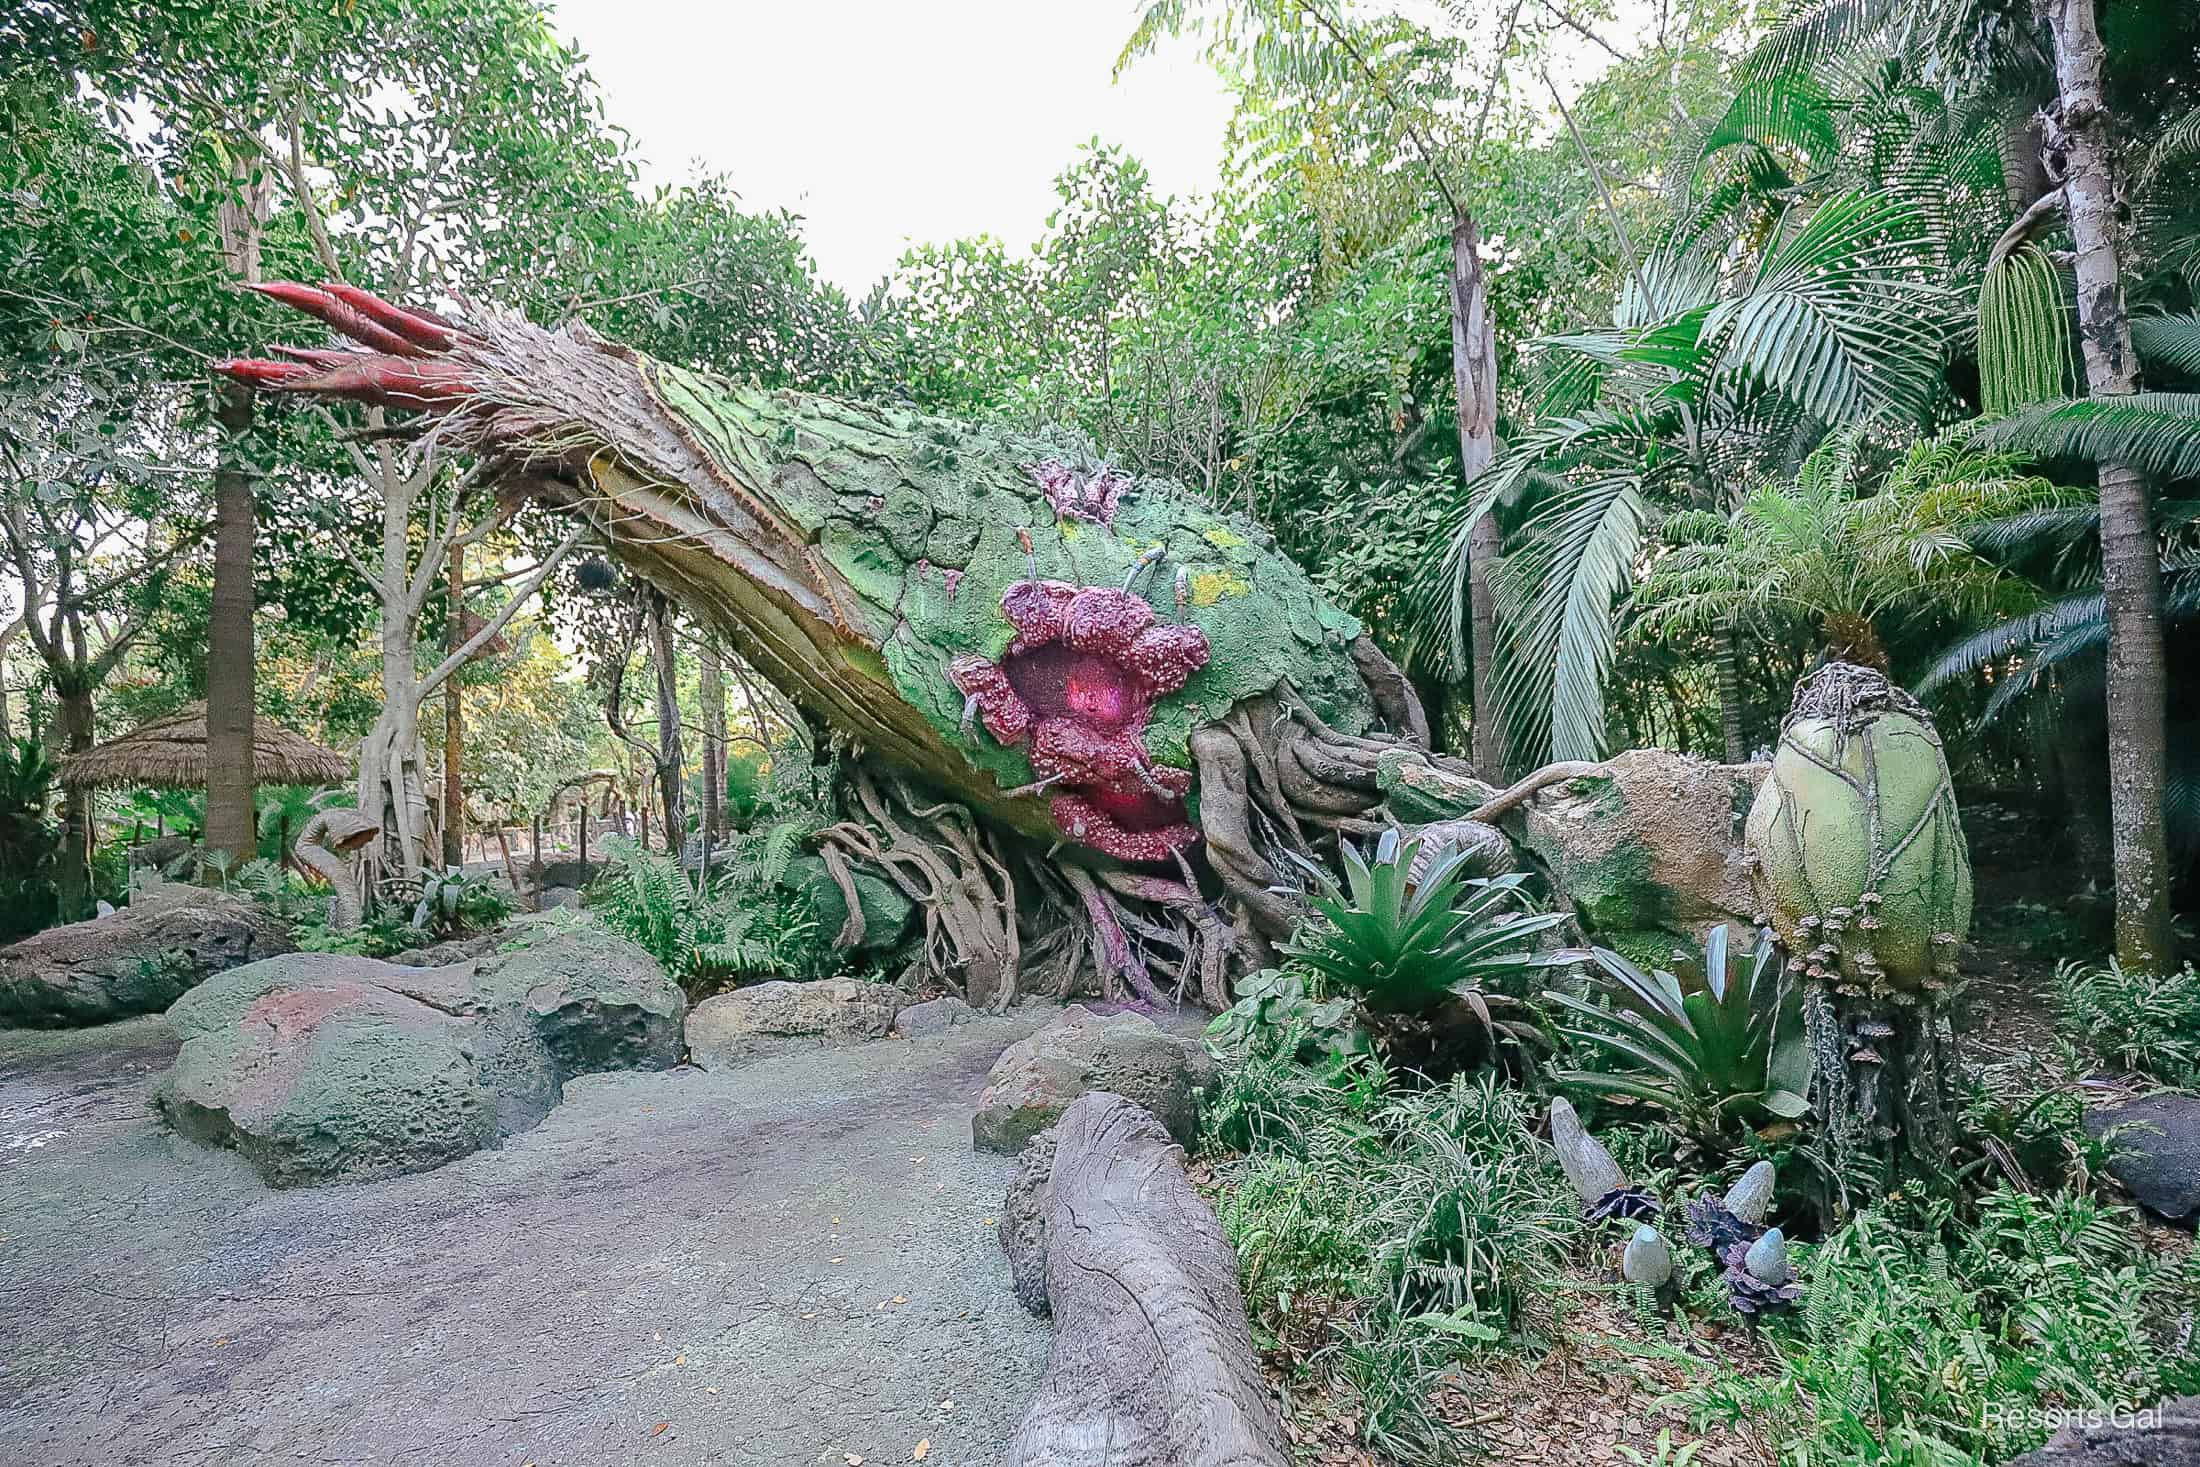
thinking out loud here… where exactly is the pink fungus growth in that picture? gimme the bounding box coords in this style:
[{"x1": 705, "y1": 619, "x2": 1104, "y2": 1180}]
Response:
[
  {"x1": 1033, "y1": 458, "x2": 1133, "y2": 525},
  {"x1": 946, "y1": 579, "x2": 1209, "y2": 861}
]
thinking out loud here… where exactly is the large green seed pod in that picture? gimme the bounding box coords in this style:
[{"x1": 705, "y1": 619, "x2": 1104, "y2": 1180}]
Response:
[{"x1": 1745, "y1": 662, "x2": 1971, "y2": 995}]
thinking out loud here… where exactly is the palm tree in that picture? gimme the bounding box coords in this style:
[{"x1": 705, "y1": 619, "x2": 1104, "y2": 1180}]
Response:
[
  {"x1": 1414, "y1": 146, "x2": 1972, "y2": 762},
  {"x1": 1757, "y1": 0, "x2": 2200, "y2": 972},
  {"x1": 1636, "y1": 429, "x2": 2081, "y2": 670}
]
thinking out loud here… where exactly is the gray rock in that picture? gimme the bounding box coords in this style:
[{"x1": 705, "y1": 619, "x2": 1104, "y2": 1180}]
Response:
[
  {"x1": 972, "y1": 1005, "x2": 1215, "y2": 1155},
  {"x1": 0, "y1": 887, "x2": 295, "y2": 1027},
  {"x1": 2088, "y1": 1096, "x2": 2200, "y2": 1221},
  {"x1": 2006, "y1": 1397, "x2": 2200, "y2": 1467},
  {"x1": 895, "y1": 994, "x2": 978, "y2": 1039},
  {"x1": 154, "y1": 923, "x2": 683, "y2": 1185},
  {"x1": 998, "y1": 1127, "x2": 1060, "y2": 1316},
  {"x1": 126, "y1": 834, "x2": 199, "y2": 871},
  {"x1": 536, "y1": 859, "x2": 605, "y2": 890},
  {"x1": 685, "y1": 977, "x2": 907, "y2": 1070}
]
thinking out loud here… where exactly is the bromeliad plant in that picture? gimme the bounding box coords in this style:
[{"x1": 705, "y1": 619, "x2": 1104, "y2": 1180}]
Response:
[
  {"x1": 1544, "y1": 924, "x2": 1810, "y2": 1147},
  {"x1": 1284, "y1": 831, "x2": 1568, "y2": 1057}
]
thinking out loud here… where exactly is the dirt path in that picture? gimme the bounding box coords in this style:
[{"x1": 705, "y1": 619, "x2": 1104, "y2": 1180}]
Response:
[{"x1": 0, "y1": 1012, "x2": 1052, "y2": 1467}]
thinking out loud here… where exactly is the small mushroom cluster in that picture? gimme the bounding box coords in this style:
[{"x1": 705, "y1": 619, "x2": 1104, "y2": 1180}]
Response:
[{"x1": 1548, "y1": 1102, "x2": 1801, "y2": 1318}]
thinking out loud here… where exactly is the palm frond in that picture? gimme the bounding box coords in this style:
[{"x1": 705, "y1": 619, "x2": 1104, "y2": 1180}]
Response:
[
  {"x1": 1977, "y1": 393, "x2": 2200, "y2": 482},
  {"x1": 1490, "y1": 474, "x2": 1647, "y2": 762},
  {"x1": 1704, "y1": 190, "x2": 1954, "y2": 424},
  {"x1": 2131, "y1": 314, "x2": 2200, "y2": 381}
]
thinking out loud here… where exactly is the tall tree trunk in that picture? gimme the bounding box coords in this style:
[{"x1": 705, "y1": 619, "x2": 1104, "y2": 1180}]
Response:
[
  {"x1": 698, "y1": 632, "x2": 726, "y2": 844},
  {"x1": 1449, "y1": 210, "x2": 1509, "y2": 777},
  {"x1": 442, "y1": 537, "x2": 464, "y2": 870},
  {"x1": 1716, "y1": 626, "x2": 1748, "y2": 763},
  {"x1": 2044, "y1": 0, "x2": 2177, "y2": 971},
  {"x1": 51, "y1": 681, "x2": 94, "y2": 920},
  {"x1": 646, "y1": 589, "x2": 685, "y2": 853},
  {"x1": 204, "y1": 378, "x2": 258, "y2": 867}
]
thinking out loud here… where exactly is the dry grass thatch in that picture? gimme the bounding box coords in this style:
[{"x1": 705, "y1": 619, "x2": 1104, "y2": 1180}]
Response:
[{"x1": 60, "y1": 701, "x2": 351, "y2": 790}]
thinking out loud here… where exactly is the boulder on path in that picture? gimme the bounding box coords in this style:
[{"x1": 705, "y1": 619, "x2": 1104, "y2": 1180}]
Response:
[
  {"x1": 973, "y1": 1005, "x2": 1215, "y2": 1155},
  {"x1": 1507, "y1": 748, "x2": 1766, "y2": 968},
  {"x1": 2087, "y1": 1096, "x2": 2200, "y2": 1221},
  {"x1": 156, "y1": 921, "x2": 682, "y2": 1186},
  {"x1": 0, "y1": 885, "x2": 294, "y2": 1028},
  {"x1": 895, "y1": 994, "x2": 979, "y2": 1039},
  {"x1": 2006, "y1": 1396, "x2": 2200, "y2": 1467},
  {"x1": 685, "y1": 977, "x2": 907, "y2": 1070}
]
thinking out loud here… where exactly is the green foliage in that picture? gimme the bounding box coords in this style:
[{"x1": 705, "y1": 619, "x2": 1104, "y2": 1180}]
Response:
[
  {"x1": 292, "y1": 906, "x2": 423, "y2": 959},
  {"x1": 1284, "y1": 831, "x2": 1566, "y2": 1027},
  {"x1": 1210, "y1": 1061, "x2": 1582, "y2": 1462},
  {"x1": 1204, "y1": 965, "x2": 1364, "y2": 1066},
  {"x1": 1977, "y1": 392, "x2": 2200, "y2": 484},
  {"x1": 410, "y1": 867, "x2": 513, "y2": 938},
  {"x1": 587, "y1": 833, "x2": 827, "y2": 994},
  {"x1": 1544, "y1": 925, "x2": 1811, "y2": 1146},
  {"x1": 0, "y1": 737, "x2": 58, "y2": 939},
  {"x1": 1674, "y1": 1194, "x2": 2200, "y2": 1464},
  {"x1": 2056, "y1": 957, "x2": 2200, "y2": 1086},
  {"x1": 1637, "y1": 429, "x2": 2081, "y2": 663}
]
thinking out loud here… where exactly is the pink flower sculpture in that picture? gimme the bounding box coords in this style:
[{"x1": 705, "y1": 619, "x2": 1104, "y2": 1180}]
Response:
[{"x1": 948, "y1": 580, "x2": 1209, "y2": 861}]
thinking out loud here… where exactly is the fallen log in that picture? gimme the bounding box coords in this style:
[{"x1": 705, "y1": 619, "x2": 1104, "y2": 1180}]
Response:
[{"x1": 999, "y1": 1091, "x2": 1286, "y2": 1467}]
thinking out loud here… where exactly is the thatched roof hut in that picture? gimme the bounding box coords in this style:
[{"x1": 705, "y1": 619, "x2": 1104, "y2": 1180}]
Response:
[{"x1": 59, "y1": 702, "x2": 351, "y2": 790}]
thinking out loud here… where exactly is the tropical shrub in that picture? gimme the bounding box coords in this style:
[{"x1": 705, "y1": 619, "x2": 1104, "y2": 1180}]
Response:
[
  {"x1": 1284, "y1": 831, "x2": 1566, "y2": 1042},
  {"x1": 1210, "y1": 1063, "x2": 1581, "y2": 1462},
  {"x1": 1203, "y1": 964, "x2": 1363, "y2": 1065},
  {"x1": 411, "y1": 867, "x2": 514, "y2": 937},
  {"x1": 0, "y1": 737, "x2": 58, "y2": 939},
  {"x1": 1543, "y1": 924, "x2": 1810, "y2": 1145},
  {"x1": 1675, "y1": 1193, "x2": 2200, "y2": 1464},
  {"x1": 588, "y1": 833, "x2": 828, "y2": 993},
  {"x1": 2056, "y1": 957, "x2": 2200, "y2": 1086}
]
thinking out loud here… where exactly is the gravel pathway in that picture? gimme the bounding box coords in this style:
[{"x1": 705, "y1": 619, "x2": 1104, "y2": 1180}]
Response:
[{"x1": 0, "y1": 1012, "x2": 1052, "y2": 1467}]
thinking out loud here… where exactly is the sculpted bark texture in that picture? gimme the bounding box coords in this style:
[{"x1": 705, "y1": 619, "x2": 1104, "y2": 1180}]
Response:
[
  {"x1": 1000, "y1": 1093, "x2": 1286, "y2": 1467},
  {"x1": 219, "y1": 287, "x2": 1479, "y2": 997},
  {"x1": 2041, "y1": 0, "x2": 2175, "y2": 971}
]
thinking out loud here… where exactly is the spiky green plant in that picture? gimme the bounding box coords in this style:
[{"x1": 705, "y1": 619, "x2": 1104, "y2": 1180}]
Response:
[
  {"x1": 1635, "y1": 429, "x2": 2079, "y2": 669},
  {"x1": 1544, "y1": 925, "x2": 1811, "y2": 1144},
  {"x1": 1284, "y1": 830, "x2": 1566, "y2": 1027}
]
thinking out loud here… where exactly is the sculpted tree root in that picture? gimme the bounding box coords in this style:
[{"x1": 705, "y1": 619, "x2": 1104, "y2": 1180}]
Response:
[
  {"x1": 219, "y1": 285, "x2": 1504, "y2": 1002},
  {"x1": 999, "y1": 1093, "x2": 1287, "y2": 1467}
]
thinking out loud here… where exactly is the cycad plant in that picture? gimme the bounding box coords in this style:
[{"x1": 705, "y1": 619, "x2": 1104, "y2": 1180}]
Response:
[
  {"x1": 1635, "y1": 429, "x2": 2080, "y2": 669},
  {"x1": 1284, "y1": 830, "x2": 1566, "y2": 1062},
  {"x1": 1543, "y1": 924, "x2": 1810, "y2": 1147}
]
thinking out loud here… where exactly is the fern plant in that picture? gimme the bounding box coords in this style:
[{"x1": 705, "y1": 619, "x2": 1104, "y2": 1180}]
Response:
[
  {"x1": 1543, "y1": 924, "x2": 1811, "y2": 1146},
  {"x1": 590, "y1": 830, "x2": 831, "y2": 993},
  {"x1": 2055, "y1": 957, "x2": 2200, "y2": 1086}
]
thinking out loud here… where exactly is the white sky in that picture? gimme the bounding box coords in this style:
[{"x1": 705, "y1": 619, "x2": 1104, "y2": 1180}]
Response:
[{"x1": 547, "y1": 0, "x2": 1240, "y2": 295}]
